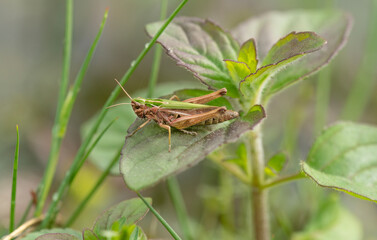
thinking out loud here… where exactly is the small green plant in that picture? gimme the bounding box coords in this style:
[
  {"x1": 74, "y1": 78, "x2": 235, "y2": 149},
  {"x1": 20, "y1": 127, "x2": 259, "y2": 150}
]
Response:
[{"x1": 5, "y1": 1, "x2": 377, "y2": 240}]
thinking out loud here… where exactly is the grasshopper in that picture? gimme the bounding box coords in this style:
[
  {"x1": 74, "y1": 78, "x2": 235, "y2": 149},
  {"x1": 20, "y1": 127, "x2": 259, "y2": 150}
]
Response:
[{"x1": 110, "y1": 80, "x2": 239, "y2": 152}]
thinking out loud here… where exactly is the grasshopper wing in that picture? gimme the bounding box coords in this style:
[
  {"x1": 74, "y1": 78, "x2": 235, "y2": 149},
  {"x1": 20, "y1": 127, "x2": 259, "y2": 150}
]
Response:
[{"x1": 170, "y1": 107, "x2": 238, "y2": 130}]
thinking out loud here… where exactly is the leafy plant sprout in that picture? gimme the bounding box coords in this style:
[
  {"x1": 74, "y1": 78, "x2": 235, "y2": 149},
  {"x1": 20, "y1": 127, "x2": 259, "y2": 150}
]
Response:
[{"x1": 5, "y1": 1, "x2": 377, "y2": 240}]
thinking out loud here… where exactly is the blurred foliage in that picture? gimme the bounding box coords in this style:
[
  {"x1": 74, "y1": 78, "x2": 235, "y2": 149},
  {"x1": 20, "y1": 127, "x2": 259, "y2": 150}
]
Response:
[{"x1": 1, "y1": 0, "x2": 377, "y2": 239}]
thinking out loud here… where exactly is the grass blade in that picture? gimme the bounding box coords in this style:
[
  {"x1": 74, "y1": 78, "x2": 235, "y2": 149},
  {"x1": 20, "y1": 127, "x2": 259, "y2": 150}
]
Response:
[
  {"x1": 64, "y1": 119, "x2": 120, "y2": 227},
  {"x1": 137, "y1": 192, "x2": 182, "y2": 240},
  {"x1": 35, "y1": 8, "x2": 109, "y2": 217},
  {"x1": 34, "y1": 0, "x2": 73, "y2": 216},
  {"x1": 9, "y1": 125, "x2": 20, "y2": 233},
  {"x1": 64, "y1": 148, "x2": 121, "y2": 227},
  {"x1": 147, "y1": 0, "x2": 168, "y2": 98},
  {"x1": 166, "y1": 177, "x2": 192, "y2": 240},
  {"x1": 40, "y1": 0, "x2": 188, "y2": 228},
  {"x1": 57, "y1": 0, "x2": 73, "y2": 115}
]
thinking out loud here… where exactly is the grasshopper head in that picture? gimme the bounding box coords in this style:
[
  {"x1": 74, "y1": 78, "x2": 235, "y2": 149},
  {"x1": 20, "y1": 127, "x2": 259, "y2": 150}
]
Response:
[{"x1": 131, "y1": 100, "x2": 146, "y2": 118}]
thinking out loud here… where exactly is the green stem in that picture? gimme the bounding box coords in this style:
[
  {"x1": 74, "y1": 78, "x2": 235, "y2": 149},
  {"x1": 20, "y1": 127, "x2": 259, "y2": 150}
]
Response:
[
  {"x1": 9, "y1": 125, "x2": 20, "y2": 233},
  {"x1": 166, "y1": 177, "x2": 192, "y2": 240},
  {"x1": 34, "y1": 0, "x2": 73, "y2": 216},
  {"x1": 58, "y1": 0, "x2": 73, "y2": 114},
  {"x1": 147, "y1": 0, "x2": 168, "y2": 98},
  {"x1": 137, "y1": 192, "x2": 182, "y2": 240},
  {"x1": 261, "y1": 172, "x2": 305, "y2": 190},
  {"x1": 65, "y1": 147, "x2": 121, "y2": 227},
  {"x1": 249, "y1": 125, "x2": 270, "y2": 240},
  {"x1": 40, "y1": 0, "x2": 188, "y2": 228}
]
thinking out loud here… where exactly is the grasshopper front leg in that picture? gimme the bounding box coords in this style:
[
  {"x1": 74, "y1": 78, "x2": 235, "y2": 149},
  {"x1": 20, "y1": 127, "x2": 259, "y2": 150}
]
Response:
[
  {"x1": 158, "y1": 123, "x2": 171, "y2": 152},
  {"x1": 129, "y1": 119, "x2": 151, "y2": 137}
]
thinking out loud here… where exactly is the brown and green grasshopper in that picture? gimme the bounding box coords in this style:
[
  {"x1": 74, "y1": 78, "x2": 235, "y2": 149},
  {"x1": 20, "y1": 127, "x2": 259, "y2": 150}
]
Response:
[{"x1": 110, "y1": 80, "x2": 239, "y2": 152}]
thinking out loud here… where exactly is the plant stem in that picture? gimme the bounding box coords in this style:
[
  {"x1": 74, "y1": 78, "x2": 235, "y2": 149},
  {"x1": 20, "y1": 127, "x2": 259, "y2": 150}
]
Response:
[
  {"x1": 261, "y1": 172, "x2": 305, "y2": 190},
  {"x1": 9, "y1": 125, "x2": 20, "y2": 233},
  {"x1": 34, "y1": 0, "x2": 73, "y2": 217},
  {"x1": 147, "y1": 0, "x2": 168, "y2": 98},
  {"x1": 40, "y1": 0, "x2": 188, "y2": 228},
  {"x1": 166, "y1": 177, "x2": 192, "y2": 240},
  {"x1": 137, "y1": 192, "x2": 182, "y2": 240},
  {"x1": 249, "y1": 125, "x2": 270, "y2": 240}
]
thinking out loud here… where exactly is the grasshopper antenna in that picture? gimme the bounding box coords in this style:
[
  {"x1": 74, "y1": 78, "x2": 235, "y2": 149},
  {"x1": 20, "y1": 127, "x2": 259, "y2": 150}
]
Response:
[
  {"x1": 106, "y1": 102, "x2": 131, "y2": 109},
  {"x1": 114, "y1": 78, "x2": 133, "y2": 100}
]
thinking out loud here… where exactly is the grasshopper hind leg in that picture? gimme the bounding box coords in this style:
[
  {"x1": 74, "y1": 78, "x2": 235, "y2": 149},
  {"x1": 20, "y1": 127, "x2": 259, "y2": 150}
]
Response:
[
  {"x1": 178, "y1": 129, "x2": 197, "y2": 136},
  {"x1": 158, "y1": 123, "x2": 171, "y2": 152}
]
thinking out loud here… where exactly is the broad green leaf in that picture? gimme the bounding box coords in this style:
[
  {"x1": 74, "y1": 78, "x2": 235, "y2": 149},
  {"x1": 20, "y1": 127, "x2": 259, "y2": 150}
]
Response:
[
  {"x1": 146, "y1": 17, "x2": 240, "y2": 97},
  {"x1": 262, "y1": 32, "x2": 326, "y2": 66},
  {"x1": 292, "y1": 195, "x2": 362, "y2": 240},
  {"x1": 302, "y1": 122, "x2": 377, "y2": 202},
  {"x1": 121, "y1": 101, "x2": 265, "y2": 190},
  {"x1": 238, "y1": 38, "x2": 258, "y2": 72},
  {"x1": 93, "y1": 198, "x2": 151, "y2": 235},
  {"x1": 82, "y1": 81, "x2": 201, "y2": 175},
  {"x1": 224, "y1": 60, "x2": 251, "y2": 85},
  {"x1": 239, "y1": 32, "x2": 325, "y2": 103},
  {"x1": 121, "y1": 120, "x2": 257, "y2": 191},
  {"x1": 232, "y1": 9, "x2": 352, "y2": 97},
  {"x1": 82, "y1": 229, "x2": 98, "y2": 240},
  {"x1": 21, "y1": 229, "x2": 82, "y2": 240}
]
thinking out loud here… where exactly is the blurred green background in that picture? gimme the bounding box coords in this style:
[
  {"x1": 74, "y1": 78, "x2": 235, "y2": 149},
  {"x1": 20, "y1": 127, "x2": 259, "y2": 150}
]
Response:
[{"x1": 1, "y1": 0, "x2": 376, "y2": 239}]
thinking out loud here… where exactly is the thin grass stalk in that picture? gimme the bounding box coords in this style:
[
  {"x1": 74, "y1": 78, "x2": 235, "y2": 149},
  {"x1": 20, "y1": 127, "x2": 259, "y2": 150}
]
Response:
[
  {"x1": 137, "y1": 192, "x2": 182, "y2": 240},
  {"x1": 147, "y1": 0, "x2": 192, "y2": 238},
  {"x1": 64, "y1": 148, "x2": 120, "y2": 227},
  {"x1": 166, "y1": 177, "x2": 193, "y2": 240},
  {"x1": 9, "y1": 125, "x2": 20, "y2": 233},
  {"x1": 40, "y1": 0, "x2": 188, "y2": 228},
  {"x1": 147, "y1": 0, "x2": 168, "y2": 98},
  {"x1": 64, "y1": 118, "x2": 120, "y2": 227},
  {"x1": 34, "y1": 0, "x2": 73, "y2": 216}
]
